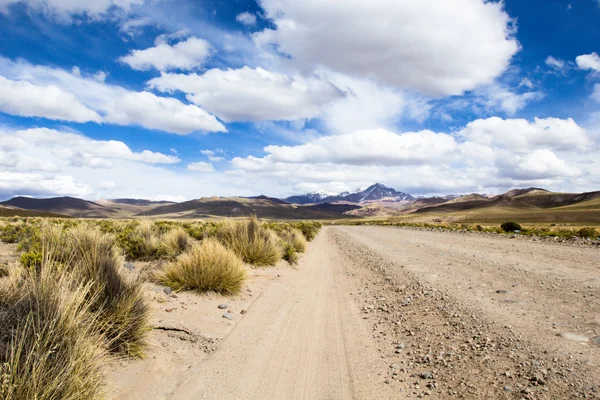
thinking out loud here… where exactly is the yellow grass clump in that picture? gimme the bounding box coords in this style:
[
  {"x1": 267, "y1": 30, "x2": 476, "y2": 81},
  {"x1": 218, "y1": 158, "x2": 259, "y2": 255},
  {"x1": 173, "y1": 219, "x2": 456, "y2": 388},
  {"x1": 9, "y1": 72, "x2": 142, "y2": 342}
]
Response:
[
  {"x1": 0, "y1": 266, "x2": 106, "y2": 400},
  {"x1": 156, "y1": 238, "x2": 246, "y2": 295},
  {"x1": 217, "y1": 217, "x2": 282, "y2": 267},
  {"x1": 67, "y1": 225, "x2": 150, "y2": 357},
  {"x1": 159, "y1": 227, "x2": 192, "y2": 259}
]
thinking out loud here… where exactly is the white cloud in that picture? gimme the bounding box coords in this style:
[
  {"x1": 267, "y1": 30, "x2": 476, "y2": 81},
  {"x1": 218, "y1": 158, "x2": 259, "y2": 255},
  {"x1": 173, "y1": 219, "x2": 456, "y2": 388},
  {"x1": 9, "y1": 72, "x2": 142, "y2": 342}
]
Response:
[
  {"x1": 519, "y1": 78, "x2": 535, "y2": 89},
  {"x1": 187, "y1": 161, "x2": 214, "y2": 172},
  {"x1": 200, "y1": 149, "x2": 225, "y2": 162},
  {"x1": 238, "y1": 129, "x2": 458, "y2": 167},
  {"x1": 228, "y1": 117, "x2": 593, "y2": 195},
  {"x1": 148, "y1": 67, "x2": 343, "y2": 122},
  {"x1": 0, "y1": 172, "x2": 93, "y2": 198},
  {"x1": 1, "y1": 127, "x2": 179, "y2": 173},
  {"x1": 545, "y1": 56, "x2": 566, "y2": 71},
  {"x1": 503, "y1": 149, "x2": 580, "y2": 180},
  {"x1": 458, "y1": 117, "x2": 590, "y2": 152},
  {"x1": 120, "y1": 36, "x2": 211, "y2": 71},
  {"x1": 0, "y1": 76, "x2": 101, "y2": 122},
  {"x1": 476, "y1": 83, "x2": 543, "y2": 115},
  {"x1": 0, "y1": 0, "x2": 143, "y2": 19},
  {"x1": 576, "y1": 53, "x2": 600, "y2": 72},
  {"x1": 236, "y1": 12, "x2": 257, "y2": 26},
  {"x1": 104, "y1": 91, "x2": 226, "y2": 134},
  {"x1": 254, "y1": 0, "x2": 519, "y2": 96},
  {"x1": 0, "y1": 56, "x2": 226, "y2": 134}
]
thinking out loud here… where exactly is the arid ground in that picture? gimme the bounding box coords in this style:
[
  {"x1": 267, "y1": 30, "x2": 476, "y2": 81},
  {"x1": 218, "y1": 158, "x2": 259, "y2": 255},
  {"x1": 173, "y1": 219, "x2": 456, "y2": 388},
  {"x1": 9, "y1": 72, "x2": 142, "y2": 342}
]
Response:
[{"x1": 108, "y1": 226, "x2": 600, "y2": 399}]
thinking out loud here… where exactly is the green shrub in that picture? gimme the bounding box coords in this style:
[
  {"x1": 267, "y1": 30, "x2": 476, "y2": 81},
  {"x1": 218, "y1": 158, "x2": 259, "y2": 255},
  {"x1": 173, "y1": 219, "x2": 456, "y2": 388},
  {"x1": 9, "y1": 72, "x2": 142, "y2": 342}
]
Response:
[
  {"x1": 156, "y1": 238, "x2": 246, "y2": 295},
  {"x1": 578, "y1": 227, "x2": 598, "y2": 239},
  {"x1": 0, "y1": 266, "x2": 106, "y2": 400},
  {"x1": 292, "y1": 221, "x2": 322, "y2": 241},
  {"x1": 116, "y1": 221, "x2": 160, "y2": 261},
  {"x1": 500, "y1": 222, "x2": 522, "y2": 232},
  {"x1": 218, "y1": 217, "x2": 282, "y2": 267},
  {"x1": 281, "y1": 242, "x2": 299, "y2": 264}
]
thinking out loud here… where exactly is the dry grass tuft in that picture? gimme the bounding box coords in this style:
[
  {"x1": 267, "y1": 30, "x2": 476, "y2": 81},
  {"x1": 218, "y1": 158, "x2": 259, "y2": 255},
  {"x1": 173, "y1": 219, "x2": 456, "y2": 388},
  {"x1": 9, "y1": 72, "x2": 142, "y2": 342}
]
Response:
[
  {"x1": 159, "y1": 227, "x2": 192, "y2": 259},
  {"x1": 66, "y1": 226, "x2": 149, "y2": 358},
  {"x1": 279, "y1": 228, "x2": 307, "y2": 253},
  {"x1": 0, "y1": 266, "x2": 106, "y2": 400},
  {"x1": 0, "y1": 263, "x2": 8, "y2": 278},
  {"x1": 156, "y1": 238, "x2": 246, "y2": 295},
  {"x1": 217, "y1": 217, "x2": 282, "y2": 267}
]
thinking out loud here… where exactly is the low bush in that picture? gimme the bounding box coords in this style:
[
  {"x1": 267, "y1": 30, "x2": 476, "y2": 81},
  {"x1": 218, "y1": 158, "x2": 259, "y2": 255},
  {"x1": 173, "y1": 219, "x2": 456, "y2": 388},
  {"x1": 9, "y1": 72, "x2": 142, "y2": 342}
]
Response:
[
  {"x1": 158, "y1": 227, "x2": 192, "y2": 259},
  {"x1": 116, "y1": 221, "x2": 160, "y2": 261},
  {"x1": 218, "y1": 217, "x2": 282, "y2": 267},
  {"x1": 500, "y1": 222, "x2": 522, "y2": 232},
  {"x1": 67, "y1": 226, "x2": 149, "y2": 357},
  {"x1": 0, "y1": 266, "x2": 106, "y2": 400},
  {"x1": 0, "y1": 263, "x2": 8, "y2": 278},
  {"x1": 291, "y1": 221, "x2": 322, "y2": 242},
  {"x1": 578, "y1": 227, "x2": 598, "y2": 239},
  {"x1": 156, "y1": 238, "x2": 246, "y2": 295}
]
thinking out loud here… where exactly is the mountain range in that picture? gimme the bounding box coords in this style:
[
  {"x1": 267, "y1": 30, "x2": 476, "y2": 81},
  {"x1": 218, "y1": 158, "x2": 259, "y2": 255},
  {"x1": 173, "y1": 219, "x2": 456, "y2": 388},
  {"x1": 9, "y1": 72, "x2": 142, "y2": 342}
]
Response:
[
  {"x1": 285, "y1": 183, "x2": 414, "y2": 204},
  {"x1": 1, "y1": 184, "x2": 600, "y2": 223}
]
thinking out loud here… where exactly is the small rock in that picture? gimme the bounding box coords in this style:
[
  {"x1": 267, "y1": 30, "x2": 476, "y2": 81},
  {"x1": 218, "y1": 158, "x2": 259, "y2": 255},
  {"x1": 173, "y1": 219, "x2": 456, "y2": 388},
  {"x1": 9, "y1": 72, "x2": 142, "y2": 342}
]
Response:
[
  {"x1": 163, "y1": 287, "x2": 172, "y2": 295},
  {"x1": 222, "y1": 312, "x2": 233, "y2": 320},
  {"x1": 240, "y1": 309, "x2": 247, "y2": 315},
  {"x1": 591, "y1": 336, "x2": 600, "y2": 345},
  {"x1": 496, "y1": 289, "x2": 508, "y2": 294},
  {"x1": 419, "y1": 371, "x2": 434, "y2": 379},
  {"x1": 396, "y1": 343, "x2": 405, "y2": 349},
  {"x1": 503, "y1": 386, "x2": 512, "y2": 392},
  {"x1": 218, "y1": 304, "x2": 229, "y2": 309},
  {"x1": 124, "y1": 262, "x2": 135, "y2": 271},
  {"x1": 557, "y1": 332, "x2": 589, "y2": 342}
]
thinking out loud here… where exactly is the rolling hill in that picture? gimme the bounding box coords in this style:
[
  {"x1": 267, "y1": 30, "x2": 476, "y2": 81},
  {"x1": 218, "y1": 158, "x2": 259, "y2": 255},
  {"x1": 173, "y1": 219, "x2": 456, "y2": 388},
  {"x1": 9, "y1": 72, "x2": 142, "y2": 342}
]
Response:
[
  {"x1": 0, "y1": 196, "x2": 115, "y2": 218},
  {"x1": 138, "y1": 196, "x2": 359, "y2": 220}
]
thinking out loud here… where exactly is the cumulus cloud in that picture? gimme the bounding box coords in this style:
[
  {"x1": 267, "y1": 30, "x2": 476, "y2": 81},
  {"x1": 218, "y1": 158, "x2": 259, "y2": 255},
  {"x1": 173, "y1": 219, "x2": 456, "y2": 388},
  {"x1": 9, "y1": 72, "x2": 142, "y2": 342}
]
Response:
[
  {"x1": 0, "y1": 76, "x2": 101, "y2": 122},
  {"x1": 236, "y1": 12, "x2": 257, "y2": 26},
  {"x1": 0, "y1": 172, "x2": 93, "y2": 198},
  {"x1": 148, "y1": 67, "x2": 343, "y2": 122},
  {"x1": 229, "y1": 117, "x2": 592, "y2": 195},
  {"x1": 1, "y1": 127, "x2": 179, "y2": 173},
  {"x1": 458, "y1": 117, "x2": 590, "y2": 152},
  {"x1": 0, "y1": 56, "x2": 226, "y2": 134},
  {"x1": 476, "y1": 84, "x2": 543, "y2": 115},
  {"x1": 104, "y1": 91, "x2": 226, "y2": 134},
  {"x1": 254, "y1": 0, "x2": 519, "y2": 96},
  {"x1": 120, "y1": 37, "x2": 211, "y2": 71},
  {"x1": 576, "y1": 53, "x2": 600, "y2": 72},
  {"x1": 259, "y1": 129, "x2": 457, "y2": 166},
  {"x1": 187, "y1": 161, "x2": 214, "y2": 172}
]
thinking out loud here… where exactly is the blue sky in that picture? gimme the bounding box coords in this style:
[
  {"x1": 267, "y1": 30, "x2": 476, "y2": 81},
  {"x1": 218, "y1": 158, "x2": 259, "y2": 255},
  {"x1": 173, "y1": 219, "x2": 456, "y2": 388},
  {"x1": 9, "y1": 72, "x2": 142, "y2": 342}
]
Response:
[{"x1": 0, "y1": 0, "x2": 599, "y2": 200}]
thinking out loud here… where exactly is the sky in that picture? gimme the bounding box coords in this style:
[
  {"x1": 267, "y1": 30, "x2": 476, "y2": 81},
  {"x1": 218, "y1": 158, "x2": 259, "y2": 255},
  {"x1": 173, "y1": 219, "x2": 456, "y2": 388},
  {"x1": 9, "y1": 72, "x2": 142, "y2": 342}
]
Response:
[{"x1": 0, "y1": 0, "x2": 600, "y2": 201}]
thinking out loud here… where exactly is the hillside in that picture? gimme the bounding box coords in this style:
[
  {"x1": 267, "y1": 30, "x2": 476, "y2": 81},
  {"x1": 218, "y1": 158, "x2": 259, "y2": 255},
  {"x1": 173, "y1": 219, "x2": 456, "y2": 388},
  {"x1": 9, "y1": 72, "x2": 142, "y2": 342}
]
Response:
[
  {"x1": 0, "y1": 205, "x2": 67, "y2": 218},
  {"x1": 138, "y1": 197, "x2": 358, "y2": 220},
  {"x1": 0, "y1": 196, "x2": 115, "y2": 218}
]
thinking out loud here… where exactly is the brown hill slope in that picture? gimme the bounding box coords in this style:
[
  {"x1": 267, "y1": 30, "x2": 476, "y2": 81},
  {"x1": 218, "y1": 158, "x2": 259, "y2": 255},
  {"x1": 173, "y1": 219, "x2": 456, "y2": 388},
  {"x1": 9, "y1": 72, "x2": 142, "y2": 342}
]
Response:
[
  {"x1": 139, "y1": 197, "x2": 357, "y2": 220},
  {"x1": 0, "y1": 205, "x2": 67, "y2": 218},
  {"x1": 0, "y1": 196, "x2": 115, "y2": 218}
]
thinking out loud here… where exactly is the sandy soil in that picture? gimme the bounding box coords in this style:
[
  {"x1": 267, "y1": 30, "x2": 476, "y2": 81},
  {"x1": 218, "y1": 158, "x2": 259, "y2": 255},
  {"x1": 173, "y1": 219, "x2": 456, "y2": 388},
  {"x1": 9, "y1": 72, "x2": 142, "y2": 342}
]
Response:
[{"x1": 109, "y1": 226, "x2": 600, "y2": 399}]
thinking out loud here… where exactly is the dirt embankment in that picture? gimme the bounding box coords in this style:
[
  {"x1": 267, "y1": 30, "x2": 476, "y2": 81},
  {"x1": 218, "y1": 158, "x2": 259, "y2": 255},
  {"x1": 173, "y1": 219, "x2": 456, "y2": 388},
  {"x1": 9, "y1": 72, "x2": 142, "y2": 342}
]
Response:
[{"x1": 110, "y1": 226, "x2": 599, "y2": 399}]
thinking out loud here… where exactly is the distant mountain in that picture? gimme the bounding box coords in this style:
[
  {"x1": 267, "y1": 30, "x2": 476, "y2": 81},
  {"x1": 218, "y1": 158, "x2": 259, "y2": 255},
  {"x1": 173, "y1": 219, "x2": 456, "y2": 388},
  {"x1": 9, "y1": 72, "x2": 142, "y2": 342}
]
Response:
[
  {"x1": 138, "y1": 196, "x2": 359, "y2": 220},
  {"x1": 244, "y1": 195, "x2": 289, "y2": 205},
  {"x1": 412, "y1": 188, "x2": 600, "y2": 215},
  {"x1": 0, "y1": 196, "x2": 114, "y2": 218},
  {"x1": 286, "y1": 183, "x2": 414, "y2": 204},
  {"x1": 110, "y1": 199, "x2": 175, "y2": 206}
]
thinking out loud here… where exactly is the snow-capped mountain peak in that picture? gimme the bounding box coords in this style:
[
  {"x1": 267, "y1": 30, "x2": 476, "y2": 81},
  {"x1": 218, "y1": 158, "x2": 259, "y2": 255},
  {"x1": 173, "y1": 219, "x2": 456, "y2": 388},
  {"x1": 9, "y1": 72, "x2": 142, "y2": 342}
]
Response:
[{"x1": 285, "y1": 183, "x2": 414, "y2": 204}]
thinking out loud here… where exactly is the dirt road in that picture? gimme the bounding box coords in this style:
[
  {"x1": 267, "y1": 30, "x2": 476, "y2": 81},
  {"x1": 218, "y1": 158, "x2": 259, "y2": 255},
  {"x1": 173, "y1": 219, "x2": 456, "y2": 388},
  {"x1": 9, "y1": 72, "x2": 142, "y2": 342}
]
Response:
[{"x1": 120, "y1": 226, "x2": 600, "y2": 399}]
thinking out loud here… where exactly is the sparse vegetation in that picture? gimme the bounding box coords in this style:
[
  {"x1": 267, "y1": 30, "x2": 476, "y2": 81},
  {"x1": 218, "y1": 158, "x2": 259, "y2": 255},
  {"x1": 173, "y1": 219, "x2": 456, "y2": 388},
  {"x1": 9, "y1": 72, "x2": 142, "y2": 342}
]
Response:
[
  {"x1": 66, "y1": 226, "x2": 149, "y2": 357},
  {"x1": 578, "y1": 227, "x2": 598, "y2": 239},
  {"x1": 501, "y1": 222, "x2": 522, "y2": 232},
  {"x1": 156, "y1": 238, "x2": 246, "y2": 295},
  {"x1": 0, "y1": 263, "x2": 8, "y2": 278},
  {"x1": 159, "y1": 227, "x2": 192, "y2": 259},
  {"x1": 218, "y1": 217, "x2": 283, "y2": 266},
  {"x1": 115, "y1": 220, "x2": 160, "y2": 261},
  {"x1": 0, "y1": 265, "x2": 106, "y2": 400}
]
